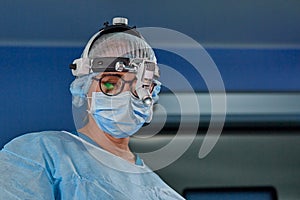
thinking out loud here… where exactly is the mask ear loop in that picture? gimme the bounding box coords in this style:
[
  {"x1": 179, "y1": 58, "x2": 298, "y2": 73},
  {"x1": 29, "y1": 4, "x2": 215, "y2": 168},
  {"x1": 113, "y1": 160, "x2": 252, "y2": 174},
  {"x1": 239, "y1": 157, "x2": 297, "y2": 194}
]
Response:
[{"x1": 86, "y1": 94, "x2": 93, "y2": 114}]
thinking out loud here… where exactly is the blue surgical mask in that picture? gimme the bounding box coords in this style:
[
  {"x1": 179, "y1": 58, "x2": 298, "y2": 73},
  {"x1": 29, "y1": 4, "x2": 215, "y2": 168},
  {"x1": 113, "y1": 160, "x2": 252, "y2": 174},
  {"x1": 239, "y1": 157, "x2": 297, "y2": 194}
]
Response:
[{"x1": 89, "y1": 91, "x2": 153, "y2": 138}]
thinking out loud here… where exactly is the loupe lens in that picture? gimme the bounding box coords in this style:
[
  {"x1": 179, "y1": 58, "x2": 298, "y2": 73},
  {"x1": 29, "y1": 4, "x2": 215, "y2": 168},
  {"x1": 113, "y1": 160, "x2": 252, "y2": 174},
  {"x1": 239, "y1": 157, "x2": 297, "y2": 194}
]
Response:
[
  {"x1": 142, "y1": 96, "x2": 152, "y2": 106},
  {"x1": 100, "y1": 75, "x2": 123, "y2": 96}
]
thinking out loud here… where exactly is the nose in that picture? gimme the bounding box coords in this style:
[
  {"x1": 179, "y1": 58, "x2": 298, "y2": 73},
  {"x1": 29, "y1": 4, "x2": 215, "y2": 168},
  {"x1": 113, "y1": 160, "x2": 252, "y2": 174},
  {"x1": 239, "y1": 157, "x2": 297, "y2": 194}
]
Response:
[{"x1": 123, "y1": 82, "x2": 131, "y2": 91}]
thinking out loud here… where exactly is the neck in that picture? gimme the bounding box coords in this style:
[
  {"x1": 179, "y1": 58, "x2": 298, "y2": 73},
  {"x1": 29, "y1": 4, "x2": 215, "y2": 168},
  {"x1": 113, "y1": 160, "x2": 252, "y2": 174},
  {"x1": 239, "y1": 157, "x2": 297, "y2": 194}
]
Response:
[{"x1": 78, "y1": 117, "x2": 136, "y2": 164}]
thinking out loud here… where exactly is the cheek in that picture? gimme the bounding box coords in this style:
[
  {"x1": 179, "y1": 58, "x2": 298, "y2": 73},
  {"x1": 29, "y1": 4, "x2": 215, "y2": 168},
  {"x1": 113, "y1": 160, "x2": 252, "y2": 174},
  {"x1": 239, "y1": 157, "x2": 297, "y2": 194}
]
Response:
[{"x1": 131, "y1": 81, "x2": 137, "y2": 92}]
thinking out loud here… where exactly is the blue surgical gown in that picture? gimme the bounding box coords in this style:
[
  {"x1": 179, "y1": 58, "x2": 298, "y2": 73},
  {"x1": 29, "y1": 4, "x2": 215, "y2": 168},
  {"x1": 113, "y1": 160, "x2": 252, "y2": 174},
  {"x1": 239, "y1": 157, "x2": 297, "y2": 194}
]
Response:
[{"x1": 0, "y1": 131, "x2": 185, "y2": 199}]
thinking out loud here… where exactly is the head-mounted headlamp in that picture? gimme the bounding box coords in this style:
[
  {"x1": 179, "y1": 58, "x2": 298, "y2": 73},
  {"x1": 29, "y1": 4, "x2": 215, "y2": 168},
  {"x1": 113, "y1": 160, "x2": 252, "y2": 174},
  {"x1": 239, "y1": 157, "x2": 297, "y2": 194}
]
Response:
[
  {"x1": 69, "y1": 17, "x2": 143, "y2": 77},
  {"x1": 70, "y1": 57, "x2": 159, "y2": 76}
]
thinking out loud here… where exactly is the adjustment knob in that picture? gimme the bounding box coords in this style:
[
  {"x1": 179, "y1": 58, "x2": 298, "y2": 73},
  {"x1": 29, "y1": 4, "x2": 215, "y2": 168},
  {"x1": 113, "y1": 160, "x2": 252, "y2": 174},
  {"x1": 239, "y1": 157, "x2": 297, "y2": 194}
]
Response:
[{"x1": 112, "y1": 17, "x2": 128, "y2": 25}]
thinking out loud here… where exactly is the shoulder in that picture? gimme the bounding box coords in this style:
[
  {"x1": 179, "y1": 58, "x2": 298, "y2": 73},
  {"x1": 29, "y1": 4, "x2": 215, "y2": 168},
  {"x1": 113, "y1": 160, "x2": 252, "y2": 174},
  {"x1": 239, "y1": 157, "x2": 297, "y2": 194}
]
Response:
[
  {"x1": 3, "y1": 131, "x2": 76, "y2": 149},
  {"x1": 1, "y1": 131, "x2": 80, "y2": 165}
]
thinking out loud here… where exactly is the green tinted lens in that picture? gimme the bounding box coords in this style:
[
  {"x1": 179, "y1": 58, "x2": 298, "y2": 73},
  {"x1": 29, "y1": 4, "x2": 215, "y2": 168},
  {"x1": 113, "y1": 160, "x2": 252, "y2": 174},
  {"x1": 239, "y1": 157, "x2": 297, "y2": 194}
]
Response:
[
  {"x1": 103, "y1": 82, "x2": 115, "y2": 90},
  {"x1": 100, "y1": 75, "x2": 123, "y2": 95}
]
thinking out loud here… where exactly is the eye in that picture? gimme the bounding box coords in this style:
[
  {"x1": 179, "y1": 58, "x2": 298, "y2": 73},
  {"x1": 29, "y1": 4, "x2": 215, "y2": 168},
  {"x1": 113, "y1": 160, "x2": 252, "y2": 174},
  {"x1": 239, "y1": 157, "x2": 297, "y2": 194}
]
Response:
[{"x1": 103, "y1": 82, "x2": 115, "y2": 90}]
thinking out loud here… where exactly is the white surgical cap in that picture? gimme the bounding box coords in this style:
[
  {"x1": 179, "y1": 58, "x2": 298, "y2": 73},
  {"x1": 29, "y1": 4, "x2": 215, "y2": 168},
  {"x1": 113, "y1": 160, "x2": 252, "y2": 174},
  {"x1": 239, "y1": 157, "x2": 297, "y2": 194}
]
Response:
[{"x1": 88, "y1": 32, "x2": 157, "y2": 62}]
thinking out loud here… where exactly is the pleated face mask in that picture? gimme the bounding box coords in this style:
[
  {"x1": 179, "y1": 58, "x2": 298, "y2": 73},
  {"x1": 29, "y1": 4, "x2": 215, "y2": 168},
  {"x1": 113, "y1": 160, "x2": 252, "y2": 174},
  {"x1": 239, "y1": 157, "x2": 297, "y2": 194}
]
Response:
[{"x1": 88, "y1": 91, "x2": 153, "y2": 138}]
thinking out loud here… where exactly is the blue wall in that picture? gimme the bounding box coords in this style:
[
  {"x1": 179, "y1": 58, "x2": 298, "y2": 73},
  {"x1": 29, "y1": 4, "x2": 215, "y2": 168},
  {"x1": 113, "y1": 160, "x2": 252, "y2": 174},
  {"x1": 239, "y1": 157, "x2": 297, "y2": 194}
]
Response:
[
  {"x1": 158, "y1": 48, "x2": 300, "y2": 92},
  {"x1": 0, "y1": 47, "x2": 78, "y2": 147}
]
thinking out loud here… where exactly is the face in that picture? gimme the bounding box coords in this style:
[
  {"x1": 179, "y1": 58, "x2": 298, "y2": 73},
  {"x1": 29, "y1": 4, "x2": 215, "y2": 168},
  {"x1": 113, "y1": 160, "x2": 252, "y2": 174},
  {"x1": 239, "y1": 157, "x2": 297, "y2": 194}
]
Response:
[{"x1": 84, "y1": 70, "x2": 156, "y2": 138}]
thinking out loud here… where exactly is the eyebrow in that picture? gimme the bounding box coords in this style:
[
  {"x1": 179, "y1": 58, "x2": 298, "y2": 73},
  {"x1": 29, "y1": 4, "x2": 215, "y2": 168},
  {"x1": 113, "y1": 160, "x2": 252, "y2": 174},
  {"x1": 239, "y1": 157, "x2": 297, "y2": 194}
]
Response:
[
  {"x1": 98, "y1": 71, "x2": 137, "y2": 79},
  {"x1": 99, "y1": 73, "x2": 123, "y2": 78}
]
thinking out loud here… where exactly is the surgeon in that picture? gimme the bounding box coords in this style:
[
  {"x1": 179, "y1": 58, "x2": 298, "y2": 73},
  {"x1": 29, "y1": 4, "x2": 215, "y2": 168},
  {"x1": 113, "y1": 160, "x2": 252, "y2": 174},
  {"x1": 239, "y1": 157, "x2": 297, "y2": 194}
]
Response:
[{"x1": 0, "y1": 17, "x2": 185, "y2": 199}]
